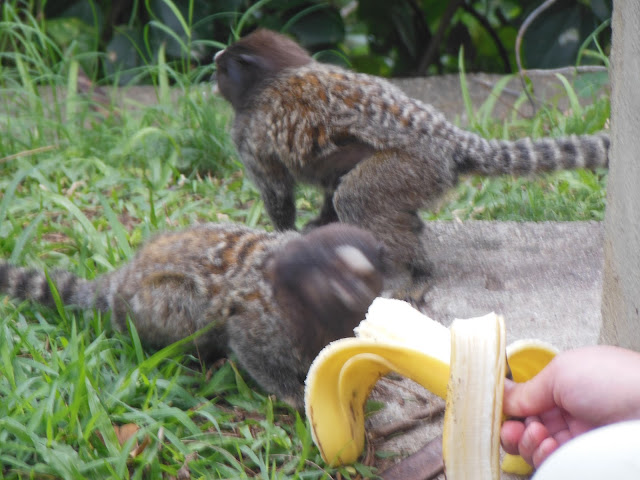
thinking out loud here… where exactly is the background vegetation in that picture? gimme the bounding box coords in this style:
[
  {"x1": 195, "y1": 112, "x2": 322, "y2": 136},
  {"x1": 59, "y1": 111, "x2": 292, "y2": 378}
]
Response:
[
  {"x1": 1, "y1": 0, "x2": 610, "y2": 478},
  {"x1": 6, "y1": 0, "x2": 612, "y2": 82}
]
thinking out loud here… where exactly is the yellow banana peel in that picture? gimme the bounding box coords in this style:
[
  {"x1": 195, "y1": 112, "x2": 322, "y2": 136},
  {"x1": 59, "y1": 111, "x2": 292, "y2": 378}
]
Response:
[
  {"x1": 501, "y1": 339, "x2": 559, "y2": 475},
  {"x1": 304, "y1": 297, "x2": 557, "y2": 478},
  {"x1": 305, "y1": 299, "x2": 450, "y2": 465}
]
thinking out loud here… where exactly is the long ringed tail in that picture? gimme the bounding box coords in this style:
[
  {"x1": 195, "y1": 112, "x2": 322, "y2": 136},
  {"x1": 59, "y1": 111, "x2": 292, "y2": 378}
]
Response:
[
  {"x1": 0, "y1": 262, "x2": 107, "y2": 312},
  {"x1": 452, "y1": 128, "x2": 610, "y2": 176}
]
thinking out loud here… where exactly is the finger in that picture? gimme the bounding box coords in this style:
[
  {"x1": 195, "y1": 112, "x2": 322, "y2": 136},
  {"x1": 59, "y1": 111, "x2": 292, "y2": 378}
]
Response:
[
  {"x1": 518, "y1": 420, "x2": 550, "y2": 465},
  {"x1": 539, "y1": 408, "x2": 569, "y2": 436},
  {"x1": 502, "y1": 364, "x2": 559, "y2": 417},
  {"x1": 565, "y1": 416, "x2": 596, "y2": 438},
  {"x1": 532, "y1": 436, "x2": 559, "y2": 469},
  {"x1": 553, "y1": 429, "x2": 574, "y2": 446},
  {"x1": 524, "y1": 415, "x2": 542, "y2": 427},
  {"x1": 500, "y1": 420, "x2": 526, "y2": 455},
  {"x1": 538, "y1": 409, "x2": 577, "y2": 445}
]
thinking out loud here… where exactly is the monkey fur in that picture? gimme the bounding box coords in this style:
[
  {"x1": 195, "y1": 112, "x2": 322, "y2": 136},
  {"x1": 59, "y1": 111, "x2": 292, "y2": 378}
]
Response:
[
  {"x1": 0, "y1": 222, "x2": 384, "y2": 409},
  {"x1": 214, "y1": 29, "x2": 610, "y2": 280}
]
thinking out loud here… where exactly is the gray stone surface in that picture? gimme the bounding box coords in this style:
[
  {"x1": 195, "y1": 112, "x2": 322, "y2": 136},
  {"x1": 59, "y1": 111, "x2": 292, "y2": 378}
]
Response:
[
  {"x1": 417, "y1": 221, "x2": 603, "y2": 346},
  {"x1": 600, "y1": 0, "x2": 640, "y2": 349},
  {"x1": 368, "y1": 221, "x2": 604, "y2": 478}
]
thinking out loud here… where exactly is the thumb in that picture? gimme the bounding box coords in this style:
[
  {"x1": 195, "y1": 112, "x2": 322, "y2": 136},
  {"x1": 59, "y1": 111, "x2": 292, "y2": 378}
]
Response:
[{"x1": 503, "y1": 362, "x2": 559, "y2": 417}]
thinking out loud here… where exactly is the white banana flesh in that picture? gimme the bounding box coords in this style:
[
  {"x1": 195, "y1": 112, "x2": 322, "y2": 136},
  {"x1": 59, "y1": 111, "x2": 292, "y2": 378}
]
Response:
[
  {"x1": 443, "y1": 314, "x2": 506, "y2": 479},
  {"x1": 304, "y1": 297, "x2": 557, "y2": 477}
]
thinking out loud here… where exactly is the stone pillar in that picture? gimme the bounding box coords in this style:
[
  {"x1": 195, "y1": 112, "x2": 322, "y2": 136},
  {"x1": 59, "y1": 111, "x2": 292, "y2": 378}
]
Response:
[{"x1": 600, "y1": 0, "x2": 640, "y2": 349}]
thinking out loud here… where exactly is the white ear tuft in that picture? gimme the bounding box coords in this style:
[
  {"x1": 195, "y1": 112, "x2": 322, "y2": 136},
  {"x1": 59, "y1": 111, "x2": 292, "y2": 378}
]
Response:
[{"x1": 335, "y1": 245, "x2": 374, "y2": 274}]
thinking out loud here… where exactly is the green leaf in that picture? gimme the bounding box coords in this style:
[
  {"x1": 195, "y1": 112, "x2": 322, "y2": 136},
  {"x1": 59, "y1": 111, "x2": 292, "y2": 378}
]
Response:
[
  {"x1": 0, "y1": 166, "x2": 33, "y2": 230},
  {"x1": 285, "y1": 6, "x2": 345, "y2": 48},
  {"x1": 135, "y1": 318, "x2": 222, "y2": 375},
  {"x1": 229, "y1": 360, "x2": 252, "y2": 399},
  {"x1": 104, "y1": 26, "x2": 147, "y2": 85},
  {"x1": 523, "y1": 2, "x2": 609, "y2": 69},
  {"x1": 157, "y1": 0, "x2": 191, "y2": 38},
  {"x1": 46, "y1": 16, "x2": 98, "y2": 55},
  {"x1": 235, "y1": 0, "x2": 275, "y2": 38}
]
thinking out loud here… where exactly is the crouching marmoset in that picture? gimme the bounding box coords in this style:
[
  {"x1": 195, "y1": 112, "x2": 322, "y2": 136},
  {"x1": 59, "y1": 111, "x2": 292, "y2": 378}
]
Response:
[{"x1": 0, "y1": 222, "x2": 384, "y2": 408}]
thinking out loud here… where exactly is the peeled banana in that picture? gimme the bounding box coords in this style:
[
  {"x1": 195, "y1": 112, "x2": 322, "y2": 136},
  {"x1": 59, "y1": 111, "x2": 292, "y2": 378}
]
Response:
[
  {"x1": 443, "y1": 313, "x2": 506, "y2": 478},
  {"x1": 304, "y1": 297, "x2": 557, "y2": 478}
]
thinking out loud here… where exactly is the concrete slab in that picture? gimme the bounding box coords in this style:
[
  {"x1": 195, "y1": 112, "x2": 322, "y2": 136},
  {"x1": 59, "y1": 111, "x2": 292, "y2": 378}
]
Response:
[
  {"x1": 418, "y1": 221, "x2": 603, "y2": 346},
  {"x1": 368, "y1": 220, "x2": 604, "y2": 478}
]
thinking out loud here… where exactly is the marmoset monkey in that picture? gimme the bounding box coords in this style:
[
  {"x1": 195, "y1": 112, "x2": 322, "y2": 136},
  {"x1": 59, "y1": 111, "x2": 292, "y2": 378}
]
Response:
[
  {"x1": 214, "y1": 29, "x2": 609, "y2": 280},
  {"x1": 0, "y1": 222, "x2": 384, "y2": 408}
]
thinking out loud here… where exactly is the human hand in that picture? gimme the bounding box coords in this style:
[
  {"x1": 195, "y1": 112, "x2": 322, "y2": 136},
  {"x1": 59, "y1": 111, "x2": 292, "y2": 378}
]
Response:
[{"x1": 501, "y1": 345, "x2": 640, "y2": 468}]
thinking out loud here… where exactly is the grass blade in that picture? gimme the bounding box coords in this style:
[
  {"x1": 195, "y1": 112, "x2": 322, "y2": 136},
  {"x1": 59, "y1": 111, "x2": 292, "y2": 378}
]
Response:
[
  {"x1": 157, "y1": 41, "x2": 170, "y2": 105},
  {"x1": 457, "y1": 46, "x2": 476, "y2": 129},
  {"x1": 46, "y1": 192, "x2": 108, "y2": 260},
  {"x1": 65, "y1": 60, "x2": 79, "y2": 125},
  {"x1": 9, "y1": 211, "x2": 46, "y2": 264},
  {"x1": 0, "y1": 166, "x2": 34, "y2": 229},
  {"x1": 97, "y1": 193, "x2": 133, "y2": 260},
  {"x1": 478, "y1": 74, "x2": 515, "y2": 132},
  {"x1": 555, "y1": 73, "x2": 582, "y2": 118},
  {"x1": 158, "y1": 0, "x2": 191, "y2": 37}
]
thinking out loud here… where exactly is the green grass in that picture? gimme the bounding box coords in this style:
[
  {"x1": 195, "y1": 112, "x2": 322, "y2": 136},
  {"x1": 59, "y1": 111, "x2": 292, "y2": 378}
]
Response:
[
  {"x1": 427, "y1": 55, "x2": 610, "y2": 222},
  {"x1": 0, "y1": 93, "x2": 335, "y2": 477},
  {"x1": 0, "y1": 5, "x2": 334, "y2": 480},
  {"x1": 0, "y1": 4, "x2": 609, "y2": 480},
  {"x1": 427, "y1": 92, "x2": 610, "y2": 221}
]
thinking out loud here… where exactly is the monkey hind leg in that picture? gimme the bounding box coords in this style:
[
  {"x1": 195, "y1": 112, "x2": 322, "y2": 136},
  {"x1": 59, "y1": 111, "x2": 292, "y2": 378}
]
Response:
[{"x1": 333, "y1": 151, "x2": 436, "y2": 284}]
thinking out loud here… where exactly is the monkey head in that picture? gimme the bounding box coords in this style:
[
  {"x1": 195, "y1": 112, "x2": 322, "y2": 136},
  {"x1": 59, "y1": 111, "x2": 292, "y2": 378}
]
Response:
[
  {"x1": 270, "y1": 223, "x2": 386, "y2": 354},
  {"x1": 213, "y1": 29, "x2": 312, "y2": 111}
]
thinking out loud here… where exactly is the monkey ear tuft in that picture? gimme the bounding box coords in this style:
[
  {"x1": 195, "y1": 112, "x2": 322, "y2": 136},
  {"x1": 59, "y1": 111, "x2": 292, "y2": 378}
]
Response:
[
  {"x1": 335, "y1": 245, "x2": 375, "y2": 275},
  {"x1": 237, "y1": 53, "x2": 262, "y2": 67}
]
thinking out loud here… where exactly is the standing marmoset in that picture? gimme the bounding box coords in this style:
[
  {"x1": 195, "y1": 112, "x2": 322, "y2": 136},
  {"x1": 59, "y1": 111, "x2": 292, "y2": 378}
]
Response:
[
  {"x1": 0, "y1": 222, "x2": 384, "y2": 408},
  {"x1": 213, "y1": 29, "x2": 610, "y2": 280}
]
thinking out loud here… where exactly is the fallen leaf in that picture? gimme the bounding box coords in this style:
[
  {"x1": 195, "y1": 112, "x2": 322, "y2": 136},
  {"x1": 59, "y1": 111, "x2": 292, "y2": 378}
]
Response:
[
  {"x1": 114, "y1": 423, "x2": 139, "y2": 446},
  {"x1": 130, "y1": 434, "x2": 151, "y2": 458},
  {"x1": 177, "y1": 452, "x2": 198, "y2": 480},
  {"x1": 112, "y1": 423, "x2": 150, "y2": 458}
]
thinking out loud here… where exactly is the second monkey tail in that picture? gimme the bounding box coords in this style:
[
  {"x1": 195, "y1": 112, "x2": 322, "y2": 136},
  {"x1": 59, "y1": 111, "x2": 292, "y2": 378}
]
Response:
[
  {"x1": 451, "y1": 128, "x2": 609, "y2": 176},
  {"x1": 0, "y1": 262, "x2": 108, "y2": 312}
]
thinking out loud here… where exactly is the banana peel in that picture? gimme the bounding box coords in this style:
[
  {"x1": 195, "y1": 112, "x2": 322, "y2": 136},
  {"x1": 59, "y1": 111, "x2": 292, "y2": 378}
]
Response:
[
  {"x1": 306, "y1": 299, "x2": 451, "y2": 465},
  {"x1": 304, "y1": 297, "x2": 557, "y2": 478},
  {"x1": 501, "y1": 340, "x2": 558, "y2": 475}
]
